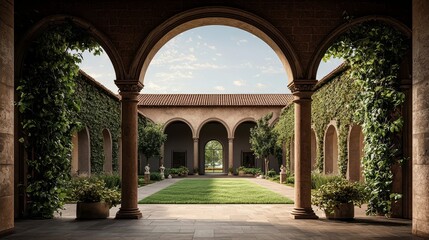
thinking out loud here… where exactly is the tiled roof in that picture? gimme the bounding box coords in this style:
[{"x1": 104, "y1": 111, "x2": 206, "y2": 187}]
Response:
[{"x1": 138, "y1": 94, "x2": 293, "y2": 107}]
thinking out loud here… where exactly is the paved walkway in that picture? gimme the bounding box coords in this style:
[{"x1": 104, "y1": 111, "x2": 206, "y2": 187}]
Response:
[{"x1": 4, "y1": 176, "x2": 423, "y2": 240}]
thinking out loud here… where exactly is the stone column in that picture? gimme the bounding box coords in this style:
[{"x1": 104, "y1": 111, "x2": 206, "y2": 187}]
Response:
[
  {"x1": 288, "y1": 80, "x2": 318, "y2": 219},
  {"x1": 0, "y1": 0, "x2": 14, "y2": 235},
  {"x1": 228, "y1": 138, "x2": 234, "y2": 175},
  {"x1": 193, "y1": 138, "x2": 199, "y2": 172},
  {"x1": 115, "y1": 81, "x2": 142, "y2": 219},
  {"x1": 412, "y1": 0, "x2": 429, "y2": 237}
]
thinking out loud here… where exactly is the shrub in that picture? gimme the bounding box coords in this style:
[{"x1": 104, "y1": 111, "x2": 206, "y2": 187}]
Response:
[
  {"x1": 311, "y1": 171, "x2": 343, "y2": 190},
  {"x1": 311, "y1": 178, "x2": 368, "y2": 214},
  {"x1": 94, "y1": 173, "x2": 121, "y2": 189},
  {"x1": 236, "y1": 166, "x2": 262, "y2": 175},
  {"x1": 170, "y1": 166, "x2": 189, "y2": 176},
  {"x1": 150, "y1": 172, "x2": 163, "y2": 181},
  {"x1": 71, "y1": 179, "x2": 121, "y2": 208},
  {"x1": 267, "y1": 169, "x2": 277, "y2": 178},
  {"x1": 286, "y1": 176, "x2": 295, "y2": 184},
  {"x1": 163, "y1": 168, "x2": 171, "y2": 178}
]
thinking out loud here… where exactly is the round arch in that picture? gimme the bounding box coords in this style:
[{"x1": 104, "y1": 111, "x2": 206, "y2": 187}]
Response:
[
  {"x1": 347, "y1": 125, "x2": 364, "y2": 182},
  {"x1": 197, "y1": 118, "x2": 232, "y2": 139},
  {"x1": 163, "y1": 118, "x2": 196, "y2": 138},
  {"x1": 102, "y1": 128, "x2": 113, "y2": 173},
  {"x1": 324, "y1": 123, "x2": 339, "y2": 175},
  {"x1": 232, "y1": 118, "x2": 256, "y2": 137},
  {"x1": 308, "y1": 15, "x2": 412, "y2": 80},
  {"x1": 310, "y1": 127, "x2": 318, "y2": 171},
  {"x1": 15, "y1": 14, "x2": 125, "y2": 80},
  {"x1": 131, "y1": 6, "x2": 301, "y2": 84}
]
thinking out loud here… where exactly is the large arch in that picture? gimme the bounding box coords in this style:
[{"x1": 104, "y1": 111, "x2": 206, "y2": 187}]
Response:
[
  {"x1": 15, "y1": 14, "x2": 125, "y2": 81},
  {"x1": 163, "y1": 118, "x2": 196, "y2": 138},
  {"x1": 102, "y1": 128, "x2": 113, "y2": 173},
  {"x1": 163, "y1": 120, "x2": 194, "y2": 171},
  {"x1": 76, "y1": 127, "x2": 91, "y2": 176},
  {"x1": 232, "y1": 118, "x2": 256, "y2": 137},
  {"x1": 131, "y1": 6, "x2": 301, "y2": 85},
  {"x1": 233, "y1": 120, "x2": 257, "y2": 171},
  {"x1": 347, "y1": 125, "x2": 364, "y2": 182},
  {"x1": 308, "y1": 15, "x2": 412, "y2": 80},
  {"x1": 197, "y1": 118, "x2": 231, "y2": 139},
  {"x1": 199, "y1": 121, "x2": 229, "y2": 174},
  {"x1": 324, "y1": 124, "x2": 338, "y2": 175}
]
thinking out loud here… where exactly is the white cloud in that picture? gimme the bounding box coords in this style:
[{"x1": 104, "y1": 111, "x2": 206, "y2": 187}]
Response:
[
  {"x1": 197, "y1": 35, "x2": 202, "y2": 40},
  {"x1": 216, "y1": 53, "x2": 222, "y2": 56},
  {"x1": 204, "y1": 42, "x2": 216, "y2": 50},
  {"x1": 214, "y1": 86, "x2": 225, "y2": 91},
  {"x1": 189, "y1": 47, "x2": 194, "y2": 52},
  {"x1": 256, "y1": 83, "x2": 266, "y2": 88},
  {"x1": 254, "y1": 74, "x2": 261, "y2": 78},
  {"x1": 237, "y1": 39, "x2": 248, "y2": 46},
  {"x1": 155, "y1": 71, "x2": 193, "y2": 81},
  {"x1": 233, "y1": 80, "x2": 245, "y2": 86},
  {"x1": 257, "y1": 65, "x2": 283, "y2": 74},
  {"x1": 186, "y1": 37, "x2": 193, "y2": 43}
]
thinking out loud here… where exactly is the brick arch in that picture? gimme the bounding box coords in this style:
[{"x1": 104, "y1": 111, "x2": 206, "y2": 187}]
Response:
[
  {"x1": 232, "y1": 118, "x2": 256, "y2": 137},
  {"x1": 131, "y1": 6, "x2": 302, "y2": 85},
  {"x1": 308, "y1": 15, "x2": 412, "y2": 80},
  {"x1": 15, "y1": 14, "x2": 125, "y2": 81},
  {"x1": 197, "y1": 118, "x2": 232, "y2": 139},
  {"x1": 324, "y1": 122, "x2": 339, "y2": 175},
  {"x1": 163, "y1": 118, "x2": 196, "y2": 138}
]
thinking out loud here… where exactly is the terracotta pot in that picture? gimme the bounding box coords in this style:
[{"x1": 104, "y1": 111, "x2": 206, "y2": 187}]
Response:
[
  {"x1": 325, "y1": 202, "x2": 354, "y2": 220},
  {"x1": 76, "y1": 202, "x2": 110, "y2": 219}
]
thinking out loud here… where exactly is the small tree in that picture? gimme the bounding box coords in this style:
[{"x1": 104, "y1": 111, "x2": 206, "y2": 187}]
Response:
[
  {"x1": 249, "y1": 113, "x2": 277, "y2": 176},
  {"x1": 138, "y1": 122, "x2": 167, "y2": 165}
]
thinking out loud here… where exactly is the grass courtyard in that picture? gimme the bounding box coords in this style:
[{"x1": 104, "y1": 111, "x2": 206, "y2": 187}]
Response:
[{"x1": 139, "y1": 179, "x2": 294, "y2": 204}]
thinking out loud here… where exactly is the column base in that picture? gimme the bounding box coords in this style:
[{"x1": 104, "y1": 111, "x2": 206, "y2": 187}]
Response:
[
  {"x1": 115, "y1": 208, "x2": 142, "y2": 219},
  {"x1": 291, "y1": 207, "x2": 318, "y2": 219}
]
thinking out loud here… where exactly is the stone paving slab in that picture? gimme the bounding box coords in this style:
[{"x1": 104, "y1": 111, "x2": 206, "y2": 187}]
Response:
[{"x1": 4, "y1": 177, "x2": 424, "y2": 240}]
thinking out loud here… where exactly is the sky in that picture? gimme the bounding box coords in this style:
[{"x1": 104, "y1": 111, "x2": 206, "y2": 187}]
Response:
[{"x1": 77, "y1": 25, "x2": 343, "y2": 94}]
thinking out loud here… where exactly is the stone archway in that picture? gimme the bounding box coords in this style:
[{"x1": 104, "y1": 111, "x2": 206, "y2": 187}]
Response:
[
  {"x1": 324, "y1": 124, "x2": 338, "y2": 175},
  {"x1": 164, "y1": 121, "x2": 194, "y2": 172},
  {"x1": 75, "y1": 127, "x2": 91, "y2": 176},
  {"x1": 233, "y1": 120, "x2": 257, "y2": 171},
  {"x1": 347, "y1": 125, "x2": 364, "y2": 182},
  {"x1": 310, "y1": 128, "x2": 317, "y2": 171},
  {"x1": 102, "y1": 129, "x2": 113, "y2": 173},
  {"x1": 198, "y1": 121, "x2": 229, "y2": 174}
]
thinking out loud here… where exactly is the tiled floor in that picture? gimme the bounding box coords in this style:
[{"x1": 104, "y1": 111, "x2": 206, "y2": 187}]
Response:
[{"x1": 4, "y1": 177, "x2": 424, "y2": 240}]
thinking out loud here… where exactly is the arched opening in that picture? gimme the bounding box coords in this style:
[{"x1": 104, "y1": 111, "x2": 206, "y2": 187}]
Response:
[
  {"x1": 310, "y1": 128, "x2": 317, "y2": 171},
  {"x1": 204, "y1": 140, "x2": 223, "y2": 173},
  {"x1": 199, "y1": 121, "x2": 228, "y2": 174},
  {"x1": 233, "y1": 121, "x2": 257, "y2": 170},
  {"x1": 348, "y1": 125, "x2": 364, "y2": 182},
  {"x1": 71, "y1": 127, "x2": 91, "y2": 176},
  {"x1": 324, "y1": 125, "x2": 338, "y2": 175},
  {"x1": 164, "y1": 121, "x2": 194, "y2": 171},
  {"x1": 102, "y1": 129, "x2": 113, "y2": 173}
]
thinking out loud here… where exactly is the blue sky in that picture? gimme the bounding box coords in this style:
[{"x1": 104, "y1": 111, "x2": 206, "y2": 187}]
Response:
[{"x1": 78, "y1": 26, "x2": 342, "y2": 94}]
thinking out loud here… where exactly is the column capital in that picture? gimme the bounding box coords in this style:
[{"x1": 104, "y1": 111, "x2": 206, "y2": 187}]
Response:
[
  {"x1": 228, "y1": 137, "x2": 234, "y2": 141},
  {"x1": 193, "y1": 137, "x2": 199, "y2": 142},
  {"x1": 287, "y1": 80, "x2": 317, "y2": 99},
  {"x1": 115, "y1": 80, "x2": 144, "y2": 93}
]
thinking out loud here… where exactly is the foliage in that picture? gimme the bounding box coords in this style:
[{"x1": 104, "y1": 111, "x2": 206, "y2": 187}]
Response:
[
  {"x1": 311, "y1": 171, "x2": 343, "y2": 190},
  {"x1": 311, "y1": 179, "x2": 367, "y2": 214},
  {"x1": 325, "y1": 20, "x2": 409, "y2": 215},
  {"x1": 94, "y1": 173, "x2": 121, "y2": 189},
  {"x1": 170, "y1": 166, "x2": 189, "y2": 176},
  {"x1": 273, "y1": 105, "x2": 294, "y2": 171},
  {"x1": 228, "y1": 167, "x2": 234, "y2": 174},
  {"x1": 139, "y1": 179, "x2": 293, "y2": 204},
  {"x1": 71, "y1": 73, "x2": 121, "y2": 173},
  {"x1": 250, "y1": 113, "x2": 277, "y2": 176},
  {"x1": 150, "y1": 172, "x2": 163, "y2": 181},
  {"x1": 70, "y1": 179, "x2": 121, "y2": 208},
  {"x1": 138, "y1": 121, "x2": 167, "y2": 164},
  {"x1": 17, "y1": 22, "x2": 102, "y2": 218},
  {"x1": 267, "y1": 169, "x2": 277, "y2": 178},
  {"x1": 237, "y1": 166, "x2": 262, "y2": 175}
]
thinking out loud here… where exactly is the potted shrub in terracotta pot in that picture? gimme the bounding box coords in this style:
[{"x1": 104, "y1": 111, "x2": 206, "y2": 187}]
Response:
[
  {"x1": 311, "y1": 178, "x2": 367, "y2": 220},
  {"x1": 72, "y1": 179, "x2": 121, "y2": 219}
]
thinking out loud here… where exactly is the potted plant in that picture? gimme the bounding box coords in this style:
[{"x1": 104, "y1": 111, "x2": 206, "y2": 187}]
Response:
[
  {"x1": 311, "y1": 178, "x2": 367, "y2": 220},
  {"x1": 72, "y1": 179, "x2": 121, "y2": 219},
  {"x1": 228, "y1": 167, "x2": 234, "y2": 175},
  {"x1": 193, "y1": 167, "x2": 199, "y2": 175}
]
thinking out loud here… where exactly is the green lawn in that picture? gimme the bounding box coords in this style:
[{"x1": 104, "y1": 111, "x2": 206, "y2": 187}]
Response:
[{"x1": 139, "y1": 179, "x2": 294, "y2": 204}]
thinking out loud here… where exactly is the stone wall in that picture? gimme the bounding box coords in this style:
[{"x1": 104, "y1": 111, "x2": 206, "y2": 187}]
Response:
[{"x1": 0, "y1": 0, "x2": 14, "y2": 235}]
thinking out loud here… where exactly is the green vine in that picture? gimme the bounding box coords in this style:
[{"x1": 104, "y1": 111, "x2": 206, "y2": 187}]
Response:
[
  {"x1": 325, "y1": 21, "x2": 409, "y2": 215},
  {"x1": 17, "y1": 22, "x2": 102, "y2": 218},
  {"x1": 72, "y1": 73, "x2": 121, "y2": 173},
  {"x1": 273, "y1": 105, "x2": 294, "y2": 171}
]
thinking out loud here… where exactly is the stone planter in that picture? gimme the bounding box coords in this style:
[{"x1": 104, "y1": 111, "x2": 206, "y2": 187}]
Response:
[
  {"x1": 325, "y1": 203, "x2": 354, "y2": 220},
  {"x1": 76, "y1": 202, "x2": 110, "y2": 219}
]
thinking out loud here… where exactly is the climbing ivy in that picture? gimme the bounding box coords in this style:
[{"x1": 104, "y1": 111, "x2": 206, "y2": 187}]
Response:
[
  {"x1": 71, "y1": 73, "x2": 121, "y2": 173},
  {"x1": 273, "y1": 105, "x2": 294, "y2": 171},
  {"x1": 17, "y1": 22, "x2": 102, "y2": 218},
  {"x1": 324, "y1": 21, "x2": 409, "y2": 215}
]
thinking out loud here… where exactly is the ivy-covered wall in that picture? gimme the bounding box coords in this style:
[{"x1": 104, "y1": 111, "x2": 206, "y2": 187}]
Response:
[
  {"x1": 274, "y1": 66, "x2": 359, "y2": 177},
  {"x1": 72, "y1": 71, "x2": 121, "y2": 173}
]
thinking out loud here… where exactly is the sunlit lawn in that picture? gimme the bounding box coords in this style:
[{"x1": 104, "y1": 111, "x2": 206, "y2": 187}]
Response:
[{"x1": 139, "y1": 179, "x2": 294, "y2": 204}]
